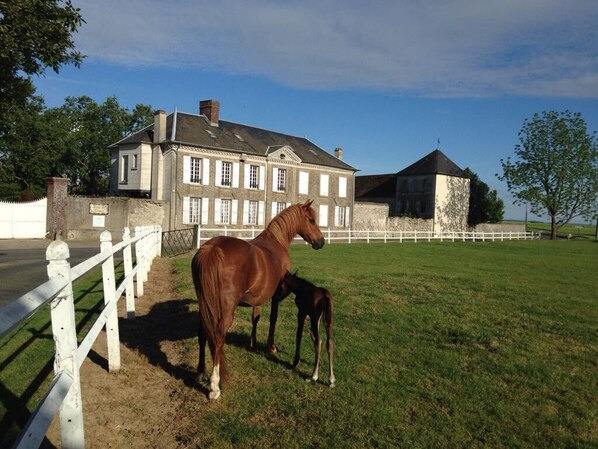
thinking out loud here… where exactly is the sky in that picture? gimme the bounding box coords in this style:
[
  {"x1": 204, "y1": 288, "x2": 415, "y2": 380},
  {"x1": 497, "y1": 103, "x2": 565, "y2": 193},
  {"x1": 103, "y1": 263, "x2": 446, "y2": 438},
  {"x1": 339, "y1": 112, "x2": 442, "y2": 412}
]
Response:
[{"x1": 33, "y1": 0, "x2": 598, "y2": 221}]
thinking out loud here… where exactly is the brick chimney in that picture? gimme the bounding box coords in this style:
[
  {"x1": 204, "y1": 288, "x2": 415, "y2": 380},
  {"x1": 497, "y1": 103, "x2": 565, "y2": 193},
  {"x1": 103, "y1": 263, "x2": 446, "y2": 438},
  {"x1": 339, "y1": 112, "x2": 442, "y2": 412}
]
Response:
[
  {"x1": 200, "y1": 100, "x2": 220, "y2": 126},
  {"x1": 334, "y1": 147, "x2": 343, "y2": 160},
  {"x1": 153, "y1": 110, "x2": 166, "y2": 143}
]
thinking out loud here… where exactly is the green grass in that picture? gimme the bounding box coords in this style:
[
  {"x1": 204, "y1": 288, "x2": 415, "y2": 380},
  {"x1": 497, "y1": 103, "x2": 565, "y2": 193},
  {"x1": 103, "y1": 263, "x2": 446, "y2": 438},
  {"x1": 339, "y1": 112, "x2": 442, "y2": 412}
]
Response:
[
  {"x1": 0, "y1": 264, "x2": 121, "y2": 448},
  {"x1": 525, "y1": 221, "x2": 596, "y2": 240},
  {"x1": 174, "y1": 241, "x2": 598, "y2": 449}
]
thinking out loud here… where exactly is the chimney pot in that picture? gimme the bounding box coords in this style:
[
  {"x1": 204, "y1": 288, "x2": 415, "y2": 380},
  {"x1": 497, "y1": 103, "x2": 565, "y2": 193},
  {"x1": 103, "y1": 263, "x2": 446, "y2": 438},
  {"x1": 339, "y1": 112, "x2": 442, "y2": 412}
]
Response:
[
  {"x1": 200, "y1": 100, "x2": 220, "y2": 127},
  {"x1": 334, "y1": 147, "x2": 343, "y2": 160}
]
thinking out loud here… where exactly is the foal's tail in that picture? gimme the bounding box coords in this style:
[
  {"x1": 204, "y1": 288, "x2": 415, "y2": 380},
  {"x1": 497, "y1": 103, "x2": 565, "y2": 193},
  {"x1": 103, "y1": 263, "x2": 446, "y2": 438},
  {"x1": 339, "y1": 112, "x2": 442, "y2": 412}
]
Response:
[
  {"x1": 191, "y1": 244, "x2": 228, "y2": 382},
  {"x1": 322, "y1": 289, "x2": 334, "y2": 334}
]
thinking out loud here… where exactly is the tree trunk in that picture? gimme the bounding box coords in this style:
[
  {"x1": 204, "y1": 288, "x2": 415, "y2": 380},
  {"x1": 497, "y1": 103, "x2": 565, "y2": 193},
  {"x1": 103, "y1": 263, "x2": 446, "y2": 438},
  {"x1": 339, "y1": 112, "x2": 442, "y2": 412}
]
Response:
[{"x1": 551, "y1": 214, "x2": 557, "y2": 240}]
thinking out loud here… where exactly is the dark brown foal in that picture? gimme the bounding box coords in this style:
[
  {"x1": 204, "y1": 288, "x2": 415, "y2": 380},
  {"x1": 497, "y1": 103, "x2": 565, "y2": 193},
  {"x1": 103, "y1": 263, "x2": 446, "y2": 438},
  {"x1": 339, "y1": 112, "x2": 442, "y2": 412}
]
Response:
[{"x1": 275, "y1": 272, "x2": 335, "y2": 387}]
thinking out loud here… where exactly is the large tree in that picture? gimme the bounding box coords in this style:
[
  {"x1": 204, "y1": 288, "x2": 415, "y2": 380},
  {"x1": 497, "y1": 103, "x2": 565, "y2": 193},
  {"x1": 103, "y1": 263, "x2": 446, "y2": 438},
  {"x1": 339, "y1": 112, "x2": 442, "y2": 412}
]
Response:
[
  {"x1": 0, "y1": 0, "x2": 84, "y2": 119},
  {"x1": 464, "y1": 167, "x2": 504, "y2": 226},
  {"x1": 498, "y1": 110, "x2": 598, "y2": 239}
]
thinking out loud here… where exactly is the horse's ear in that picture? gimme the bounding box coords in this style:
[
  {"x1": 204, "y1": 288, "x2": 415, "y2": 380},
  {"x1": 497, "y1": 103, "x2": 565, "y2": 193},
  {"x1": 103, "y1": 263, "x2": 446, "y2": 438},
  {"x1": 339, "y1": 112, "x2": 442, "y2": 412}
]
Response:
[{"x1": 303, "y1": 199, "x2": 314, "y2": 209}]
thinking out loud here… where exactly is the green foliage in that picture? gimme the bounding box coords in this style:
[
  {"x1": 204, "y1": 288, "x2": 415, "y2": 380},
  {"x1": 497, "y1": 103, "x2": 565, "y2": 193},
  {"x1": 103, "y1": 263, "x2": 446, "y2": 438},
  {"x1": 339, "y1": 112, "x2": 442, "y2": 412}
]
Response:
[
  {"x1": 464, "y1": 167, "x2": 505, "y2": 225},
  {"x1": 499, "y1": 110, "x2": 598, "y2": 239},
  {"x1": 0, "y1": 96, "x2": 153, "y2": 199},
  {"x1": 0, "y1": 0, "x2": 84, "y2": 120}
]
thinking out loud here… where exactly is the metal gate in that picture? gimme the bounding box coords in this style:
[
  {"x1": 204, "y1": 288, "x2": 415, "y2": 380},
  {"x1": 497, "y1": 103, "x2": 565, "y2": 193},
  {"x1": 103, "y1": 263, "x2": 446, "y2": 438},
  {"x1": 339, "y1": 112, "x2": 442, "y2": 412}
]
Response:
[
  {"x1": 161, "y1": 228, "x2": 194, "y2": 256},
  {"x1": 0, "y1": 198, "x2": 47, "y2": 239}
]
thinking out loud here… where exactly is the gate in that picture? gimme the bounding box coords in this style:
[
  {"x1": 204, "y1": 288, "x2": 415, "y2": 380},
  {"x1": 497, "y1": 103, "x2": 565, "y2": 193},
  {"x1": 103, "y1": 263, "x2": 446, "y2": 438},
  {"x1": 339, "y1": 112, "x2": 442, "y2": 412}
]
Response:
[
  {"x1": 0, "y1": 198, "x2": 47, "y2": 238},
  {"x1": 161, "y1": 228, "x2": 194, "y2": 256}
]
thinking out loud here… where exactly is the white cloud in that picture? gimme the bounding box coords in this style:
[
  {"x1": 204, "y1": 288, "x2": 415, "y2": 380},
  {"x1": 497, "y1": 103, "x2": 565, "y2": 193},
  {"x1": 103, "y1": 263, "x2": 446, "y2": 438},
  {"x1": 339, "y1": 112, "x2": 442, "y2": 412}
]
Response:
[{"x1": 72, "y1": 0, "x2": 598, "y2": 97}]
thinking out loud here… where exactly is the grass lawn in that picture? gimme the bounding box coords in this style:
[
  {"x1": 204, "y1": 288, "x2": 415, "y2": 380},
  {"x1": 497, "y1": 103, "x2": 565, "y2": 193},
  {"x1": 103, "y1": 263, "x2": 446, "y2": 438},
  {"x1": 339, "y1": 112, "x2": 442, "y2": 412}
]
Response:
[
  {"x1": 525, "y1": 221, "x2": 596, "y2": 240},
  {"x1": 173, "y1": 240, "x2": 597, "y2": 448}
]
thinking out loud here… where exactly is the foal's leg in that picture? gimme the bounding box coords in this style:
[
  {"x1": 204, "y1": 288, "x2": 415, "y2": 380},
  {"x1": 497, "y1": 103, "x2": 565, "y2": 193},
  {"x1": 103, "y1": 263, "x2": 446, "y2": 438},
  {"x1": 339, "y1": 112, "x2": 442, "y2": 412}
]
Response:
[
  {"x1": 325, "y1": 320, "x2": 335, "y2": 387},
  {"x1": 292, "y1": 310, "x2": 307, "y2": 369},
  {"x1": 266, "y1": 299, "x2": 280, "y2": 353},
  {"x1": 249, "y1": 306, "x2": 260, "y2": 351},
  {"x1": 309, "y1": 314, "x2": 323, "y2": 383}
]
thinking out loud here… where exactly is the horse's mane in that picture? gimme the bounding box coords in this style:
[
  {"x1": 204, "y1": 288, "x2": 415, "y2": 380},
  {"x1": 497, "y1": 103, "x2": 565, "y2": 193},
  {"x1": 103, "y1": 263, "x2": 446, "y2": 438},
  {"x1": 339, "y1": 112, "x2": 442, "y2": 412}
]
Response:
[{"x1": 264, "y1": 204, "x2": 304, "y2": 246}]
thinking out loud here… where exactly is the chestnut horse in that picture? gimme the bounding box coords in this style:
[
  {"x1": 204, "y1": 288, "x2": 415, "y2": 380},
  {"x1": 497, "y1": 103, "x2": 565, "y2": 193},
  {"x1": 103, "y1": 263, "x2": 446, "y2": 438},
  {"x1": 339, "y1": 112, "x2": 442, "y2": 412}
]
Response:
[
  {"x1": 275, "y1": 271, "x2": 335, "y2": 386},
  {"x1": 191, "y1": 200, "x2": 325, "y2": 399}
]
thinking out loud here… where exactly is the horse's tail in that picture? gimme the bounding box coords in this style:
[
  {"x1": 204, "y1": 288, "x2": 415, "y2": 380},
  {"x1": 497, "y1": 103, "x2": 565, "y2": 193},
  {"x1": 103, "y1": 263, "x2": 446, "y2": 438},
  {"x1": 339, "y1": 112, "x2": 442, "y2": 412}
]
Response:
[{"x1": 191, "y1": 244, "x2": 228, "y2": 382}]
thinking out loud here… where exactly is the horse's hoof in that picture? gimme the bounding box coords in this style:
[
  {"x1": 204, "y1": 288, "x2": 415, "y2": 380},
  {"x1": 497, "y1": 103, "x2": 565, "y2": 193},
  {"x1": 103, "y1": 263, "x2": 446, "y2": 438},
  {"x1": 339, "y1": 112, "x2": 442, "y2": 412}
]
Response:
[
  {"x1": 208, "y1": 390, "x2": 221, "y2": 400},
  {"x1": 329, "y1": 382, "x2": 336, "y2": 388},
  {"x1": 268, "y1": 344, "x2": 278, "y2": 354}
]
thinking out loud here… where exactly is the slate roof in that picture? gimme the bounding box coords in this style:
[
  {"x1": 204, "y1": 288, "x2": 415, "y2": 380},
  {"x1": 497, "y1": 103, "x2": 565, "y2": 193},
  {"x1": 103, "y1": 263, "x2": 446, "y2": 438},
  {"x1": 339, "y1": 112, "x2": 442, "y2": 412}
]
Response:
[
  {"x1": 110, "y1": 111, "x2": 356, "y2": 172},
  {"x1": 397, "y1": 149, "x2": 465, "y2": 177},
  {"x1": 354, "y1": 174, "x2": 396, "y2": 198}
]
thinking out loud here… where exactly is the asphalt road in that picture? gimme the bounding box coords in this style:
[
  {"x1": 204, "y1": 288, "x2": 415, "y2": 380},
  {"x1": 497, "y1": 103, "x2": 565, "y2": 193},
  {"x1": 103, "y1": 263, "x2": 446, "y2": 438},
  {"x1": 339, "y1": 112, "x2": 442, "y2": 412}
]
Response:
[{"x1": 0, "y1": 239, "x2": 101, "y2": 308}]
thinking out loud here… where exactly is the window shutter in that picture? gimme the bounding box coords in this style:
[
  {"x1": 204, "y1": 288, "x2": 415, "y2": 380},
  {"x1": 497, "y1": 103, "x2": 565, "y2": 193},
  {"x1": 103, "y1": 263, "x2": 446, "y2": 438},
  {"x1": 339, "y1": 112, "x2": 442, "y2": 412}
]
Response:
[
  {"x1": 334, "y1": 206, "x2": 340, "y2": 227},
  {"x1": 346, "y1": 207, "x2": 351, "y2": 226},
  {"x1": 201, "y1": 198, "x2": 209, "y2": 224},
  {"x1": 243, "y1": 200, "x2": 249, "y2": 225},
  {"x1": 272, "y1": 167, "x2": 279, "y2": 191},
  {"x1": 232, "y1": 162, "x2": 240, "y2": 188},
  {"x1": 339, "y1": 177, "x2": 347, "y2": 198},
  {"x1": 202, "y1": 158, "x2": 210, "y2": 185},
  {"x1": 259, "y1": 166, "x2": 265, "y2": 190},
  {"x1": 183, "y1": 156, "x2": 191, "y2": 184},
  {"x1": 244, "y1": 164, "x2": 250, "y2": 189},
  {"x1": 319, "y1": 205, "x2": 328, "y2": 227},
  {"x1": 231, "y1": 200, "x2": 238, "y2": 224},
  {"x1": 182, "y1": 197, "x2": 190, "y2": 224},
  {"x1": 320, "y1": 174, "x2": 329, "y2": 196},
  {"x1": 271, "y1": 202, "x2": 278, "y2": 219},
  {"x1": 299, "y1": 171, "x2": 309, "y2": 195},
  {"x1": 258, "y1": 201, "x2": 265, "y2": 226},
  {"x1": 214, "y1": 199, "x2": 222, "y2": 224},
  {"x1": 215, "y1": 160, "x2": 222, "y2": 187}
]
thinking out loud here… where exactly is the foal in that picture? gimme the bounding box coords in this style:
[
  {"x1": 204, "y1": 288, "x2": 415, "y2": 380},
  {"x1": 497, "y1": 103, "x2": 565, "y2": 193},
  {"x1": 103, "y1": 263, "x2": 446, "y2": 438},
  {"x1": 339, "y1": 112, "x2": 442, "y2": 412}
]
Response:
[{"x1": 276, "y1": 272, "x2": 336, "y2": 387}]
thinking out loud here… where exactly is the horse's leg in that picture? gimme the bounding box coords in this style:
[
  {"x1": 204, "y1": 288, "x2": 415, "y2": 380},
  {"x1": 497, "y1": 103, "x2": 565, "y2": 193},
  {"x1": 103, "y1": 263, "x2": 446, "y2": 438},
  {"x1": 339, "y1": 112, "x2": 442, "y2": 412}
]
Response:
[
  {"x1": 209, "y1": 311, "x2": 234, "y2": 400},
  {"x1": 292, "y1": 310, "x2": 306, "y2": 369},
  {"x1": 249, "y1": 306, "x2": 260, "y2": 351},
  {"x1": 197, "y1": 319, "x2": 209, "y2": 381},
  {"x1": 266, "y1": 299, "x2": 280, "y2": 353},
  {"x1": 325, "y1": 318, "x2": 335, "y2": 387},
  {"x1": 308, "y1": 314, "x2": 322, "y2": 383}
]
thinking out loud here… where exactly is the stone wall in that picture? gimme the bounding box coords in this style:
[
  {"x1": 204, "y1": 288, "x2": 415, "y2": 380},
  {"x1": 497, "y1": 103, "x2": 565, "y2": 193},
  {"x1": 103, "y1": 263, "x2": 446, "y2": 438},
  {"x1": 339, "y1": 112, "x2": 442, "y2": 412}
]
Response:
[
  {"x1": 472, "y1": 222, "x2": 525, "y2": 233},
  {"x1": 66, "y1": 196, "x2": 165, "y2": 240},
  {"x1": 353, "y1": 202, "x2": 433, "y2": 232}
]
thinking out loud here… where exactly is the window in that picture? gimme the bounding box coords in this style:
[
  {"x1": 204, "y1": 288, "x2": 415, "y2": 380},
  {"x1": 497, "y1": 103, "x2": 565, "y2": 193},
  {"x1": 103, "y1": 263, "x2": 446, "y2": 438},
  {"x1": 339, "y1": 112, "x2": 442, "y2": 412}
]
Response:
[
  {"x1": 189, "y1": 157, "x2": 202, "y2": 183},
  {"x1": 120, "y1": 155, "x2": 129, "y2": 183},
  {"x1": 319, "y1": 205, "x2": 328, "y2": 227},
  {"x1": 275, "y1": 202, "x2": 287, "y2": 215},
  {"x1": 419, "y1": 201, "x2": 427, "y2": 214},
  {"x1": 221, "y1": 161, "x2": 232, "y2": 186},
  {"x1": 188, "y1": 197, "x2": 202, "y2": 223},
  {"x1": 247, "y1": 200, "x2": 258, "y2": 225},
  {"x1": 273, "y1": 168, "x2": 286, "y2": 192},
  {"x1": 249, "y1": 165, "x2": 259, "y2": 189},
  {"x1": 338, "y1": 176, "x2": 347, "y2": 198},
  {"x1": 335, "y1": 206, "x2": 350, "y2": 227},
  {"x1": 320, "y1": 174, "x2": 329, "y2": 196},
  {"x1": 132, "y1": 154, "x2": 138, "y2": 170},
  {"x1": 299, "y1": 171, "x2": 309, "y2": 195},
  {"x1": 215, "y1": 199, "x2": 237, "y2": 224}
]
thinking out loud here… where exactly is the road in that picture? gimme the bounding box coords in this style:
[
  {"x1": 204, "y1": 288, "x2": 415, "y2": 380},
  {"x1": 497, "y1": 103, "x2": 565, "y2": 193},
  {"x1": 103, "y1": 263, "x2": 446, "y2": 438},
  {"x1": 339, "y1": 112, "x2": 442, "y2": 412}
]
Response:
[{"x1": 0, "y1": 239, "x2": 101, "y2": 308}]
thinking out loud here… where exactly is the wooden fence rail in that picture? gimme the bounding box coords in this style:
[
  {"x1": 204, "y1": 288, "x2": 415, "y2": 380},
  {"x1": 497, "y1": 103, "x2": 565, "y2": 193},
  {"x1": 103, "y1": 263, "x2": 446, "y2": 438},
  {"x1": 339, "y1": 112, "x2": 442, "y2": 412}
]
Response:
[
  {"x1": 0, "y1": 226, "x2": 162, "y2": 449},
  {"x1": 191, "y1": 226, "x2": 539, "y2": 248}
]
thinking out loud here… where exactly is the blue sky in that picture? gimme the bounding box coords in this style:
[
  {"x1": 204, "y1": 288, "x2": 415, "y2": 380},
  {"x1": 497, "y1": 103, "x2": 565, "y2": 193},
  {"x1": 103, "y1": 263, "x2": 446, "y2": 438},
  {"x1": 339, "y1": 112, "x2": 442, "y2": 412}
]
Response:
[{"x1": 33, "y1": 0, "x2": 597, "y2": 221}]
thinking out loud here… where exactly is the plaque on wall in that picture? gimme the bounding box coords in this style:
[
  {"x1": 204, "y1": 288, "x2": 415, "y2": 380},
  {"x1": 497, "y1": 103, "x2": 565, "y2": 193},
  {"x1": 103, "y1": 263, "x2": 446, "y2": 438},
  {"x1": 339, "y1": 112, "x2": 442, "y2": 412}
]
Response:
[
  {"x1": 92, "y1": 215, "x2": 106, "y2": 228},
  {"x1": 89, "y1": 203, "x2": 109, "y2": 215}
]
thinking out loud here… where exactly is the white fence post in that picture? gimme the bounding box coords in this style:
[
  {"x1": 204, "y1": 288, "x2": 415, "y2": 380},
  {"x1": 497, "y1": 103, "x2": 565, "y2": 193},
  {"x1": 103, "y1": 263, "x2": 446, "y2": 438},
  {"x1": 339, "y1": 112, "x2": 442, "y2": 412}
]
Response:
[
  {"x1": 100, "y1": 231, "x2": 121, "y2": 372},
  {"x1": 122, "y1": 227, "x2": 135, "y2": 320},
  {"x1": 46, "y1": 240, "x2": 85, "y2": 448},
  {"x1": 134, "y1": 226, "x2": 145, "y2": 297}
]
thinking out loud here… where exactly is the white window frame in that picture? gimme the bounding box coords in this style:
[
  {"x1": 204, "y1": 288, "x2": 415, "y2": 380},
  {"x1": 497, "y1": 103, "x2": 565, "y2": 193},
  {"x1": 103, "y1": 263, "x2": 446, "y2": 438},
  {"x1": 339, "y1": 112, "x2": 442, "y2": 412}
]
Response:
[
  {"x1": 272, "y1": 167, "x2": 287, "y2": 192},
  {"x1": 335, "y1": 206, "x2": 350, "y2": 228},
  {"x1": 183, "y1": 197, "x2": 209, "y2": 224},
  {"x1": 215, "y1": 199, "x2": 238, "y2": 225},
  {"x1": 120, "y1": 155, "x2": 129, "y2": 184},
  {"x1": 244, "y1": 164, "x2": 264, "y2": 190},
  {"x1": 184, "y1": 155, "x2": 210, "y2": 185},
  {"x1": 216, "y1": 160, "x2": 239, "y2": 188},
  {"x1": 243, "y1": 200, "x2": 264, "y2": 226}
]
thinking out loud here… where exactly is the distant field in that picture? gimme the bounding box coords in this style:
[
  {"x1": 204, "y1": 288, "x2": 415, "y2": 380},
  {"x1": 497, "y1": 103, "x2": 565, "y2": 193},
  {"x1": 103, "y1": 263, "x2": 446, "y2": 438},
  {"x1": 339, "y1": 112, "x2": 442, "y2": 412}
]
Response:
[
  {"x1": 172, "y1": 240, "x2": 597, "y2": 448},
  {"x1": 504, "y1": 220, "x2": 596, "y2": 240}
]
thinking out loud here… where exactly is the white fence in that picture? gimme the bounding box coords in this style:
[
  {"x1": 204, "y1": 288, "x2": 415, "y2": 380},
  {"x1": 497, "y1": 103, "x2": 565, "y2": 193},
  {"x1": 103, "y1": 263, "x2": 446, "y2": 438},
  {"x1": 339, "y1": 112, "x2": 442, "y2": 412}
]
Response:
[
  {"x1": 0, "y1": 198, "x2": 47, "y2": 239},
  {"x1": 192, "y1": 226, "x2": 539, "y2": 247},
  {"x1": 0, "y1": 226, "x2": 162, "y2": 449}
]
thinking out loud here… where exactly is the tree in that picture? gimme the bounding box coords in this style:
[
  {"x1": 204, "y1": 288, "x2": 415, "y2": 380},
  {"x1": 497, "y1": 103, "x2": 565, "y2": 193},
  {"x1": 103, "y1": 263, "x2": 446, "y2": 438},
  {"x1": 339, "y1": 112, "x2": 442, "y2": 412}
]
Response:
[
  {"x1": 0, "y1": 96, "x2": 153, "y2": 199},
  {"x1": 498, "y1": 110, "x2": 598, "y2": 239},
  {"x1": 0, "y1": 0, "x2": 84, "y2": 119},
  {"x1": 464, "y1": 168, "x2": 505, "y2": 226}
]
